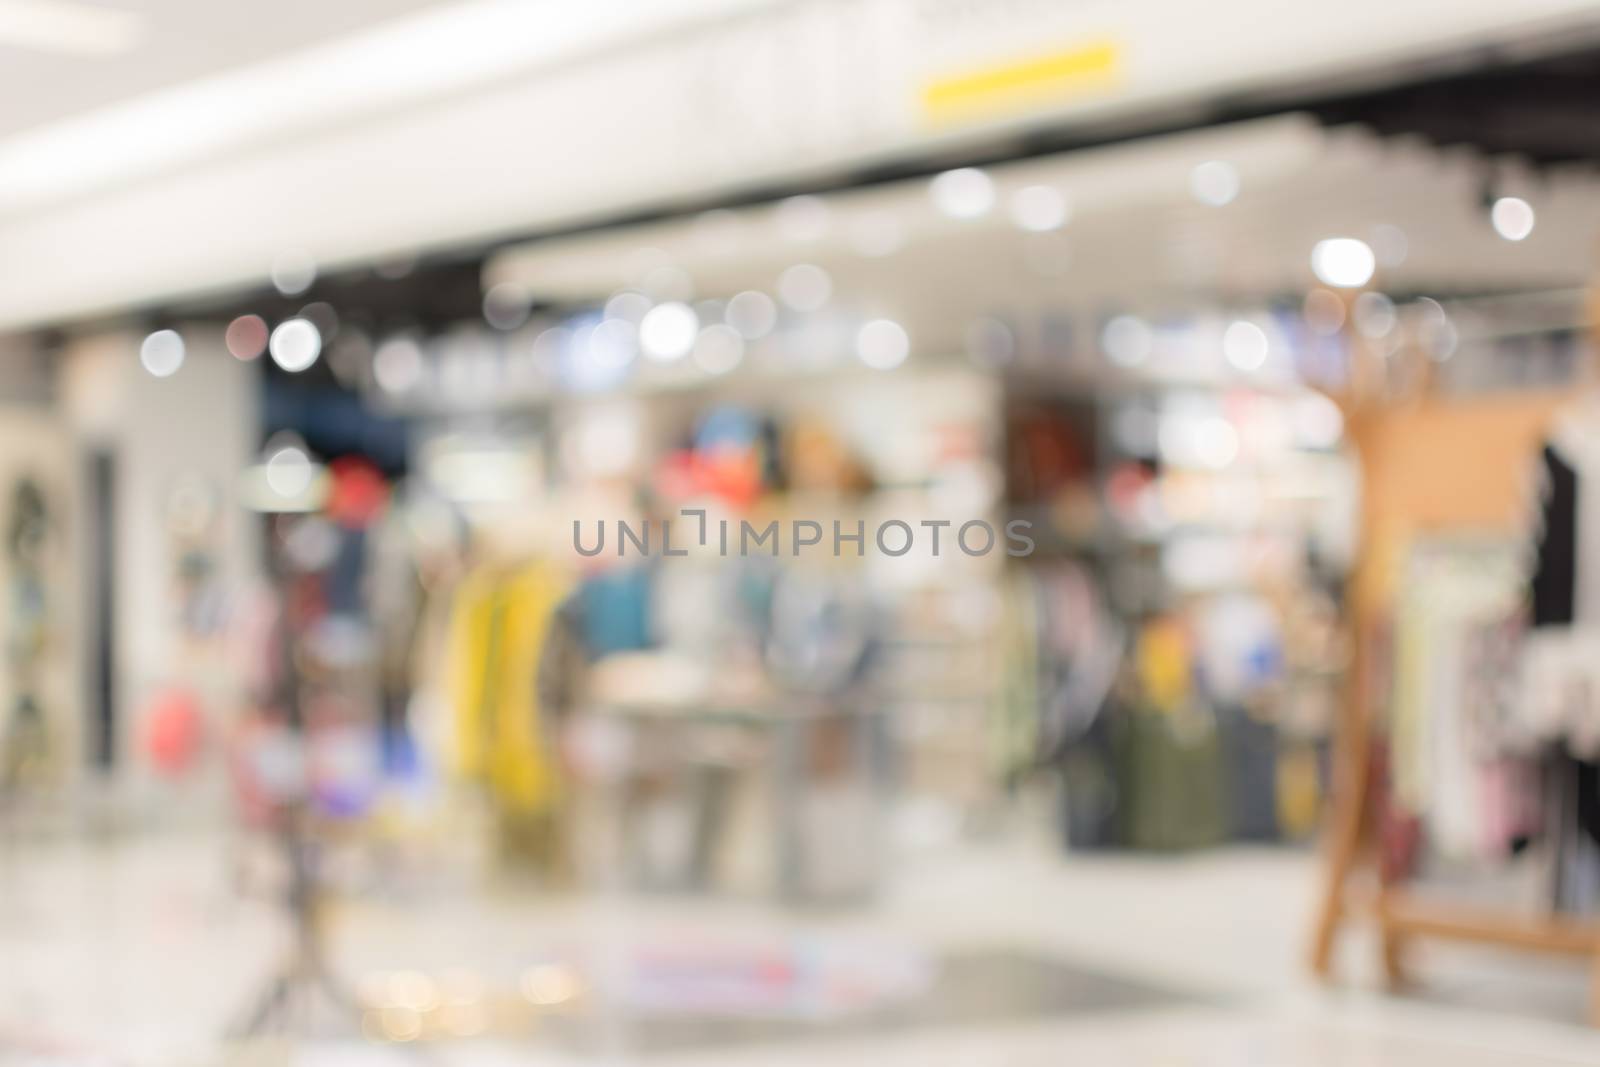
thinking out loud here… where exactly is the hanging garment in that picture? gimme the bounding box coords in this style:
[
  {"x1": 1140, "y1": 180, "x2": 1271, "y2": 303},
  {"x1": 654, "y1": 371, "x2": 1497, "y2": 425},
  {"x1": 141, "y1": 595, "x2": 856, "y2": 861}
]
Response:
[
  {"x1": 1037, "y1": 564, "x2": 1124, "y2": 759},
  {"x1": 1520, "y1": 416, "x2": 1600, "y2": 756},
  {"x1": 1118, "y1": 701, "x2": 1225, "y2": 852},
  {"x1": 1546, "y1": 753, "x2": 1600, "y2": 914},
  {"x1": 1214, "y1": 701, "x2": 1280, "y2": 842},
  {"x1": 993, "y1": 570, "x2": 1041, "y2": 781},
  {"x1": 1513, "y1": 416, "x2": 1600, "y2": 901},
  {"x1": 1057, "y1": 707, "x2": 1122, "y2": 850},
  {"x1": 142, "y1": 687, "x2": 205, "y2": 777},
  {"x1": 579, "y1": 565, "x2": 654, "y2": 658},
  {"x1": 448, "y1": 561, "x2": 569, "y2": 815},
  {"x1": 1025, "y1": 563, "x2": 1125, "y2": 845},
  {"x1": 1389, "y1": 539, "x2": 1525, "y2": 860},
  {"x1": 1115, "y1": 618, "x2": 1225, "y2": 851}
]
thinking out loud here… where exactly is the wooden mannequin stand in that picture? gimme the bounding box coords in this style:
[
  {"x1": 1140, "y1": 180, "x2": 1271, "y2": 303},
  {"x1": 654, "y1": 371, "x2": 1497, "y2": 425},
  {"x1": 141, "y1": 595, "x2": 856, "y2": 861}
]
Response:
[{"x1": 1306, "y1": 287, "x2": 1600, "y2": 1024}]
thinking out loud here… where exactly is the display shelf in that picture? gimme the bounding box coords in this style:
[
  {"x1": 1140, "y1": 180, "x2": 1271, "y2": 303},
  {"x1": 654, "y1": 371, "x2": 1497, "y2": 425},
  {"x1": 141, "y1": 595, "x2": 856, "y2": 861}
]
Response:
[
  {"x1": 1307, "y1": 297, "x2": 1600, "y2": 1026},
  {"x1": 1379, "y1": 892, "x2": 1600, "y2": 956}
]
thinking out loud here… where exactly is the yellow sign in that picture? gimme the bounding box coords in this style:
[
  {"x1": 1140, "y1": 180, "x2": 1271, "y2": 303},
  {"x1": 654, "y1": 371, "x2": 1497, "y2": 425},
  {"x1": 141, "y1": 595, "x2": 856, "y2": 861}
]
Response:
[{"x1": 922, "y1": 39, "x2": 1122, "y2": 126}]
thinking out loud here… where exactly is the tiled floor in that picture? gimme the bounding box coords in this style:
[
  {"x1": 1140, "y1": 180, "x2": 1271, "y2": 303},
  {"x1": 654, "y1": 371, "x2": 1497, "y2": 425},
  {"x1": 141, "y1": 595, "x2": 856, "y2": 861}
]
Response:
[{"x1": 2, "y1": 827, "x2": 1597, "y2": 1066}]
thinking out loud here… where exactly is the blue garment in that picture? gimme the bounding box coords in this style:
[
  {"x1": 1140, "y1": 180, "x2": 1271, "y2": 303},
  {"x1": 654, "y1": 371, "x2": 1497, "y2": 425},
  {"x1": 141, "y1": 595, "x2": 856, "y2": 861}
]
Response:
[{"x1": 580, "y1": 566, "x2": 653, "y2": 658}]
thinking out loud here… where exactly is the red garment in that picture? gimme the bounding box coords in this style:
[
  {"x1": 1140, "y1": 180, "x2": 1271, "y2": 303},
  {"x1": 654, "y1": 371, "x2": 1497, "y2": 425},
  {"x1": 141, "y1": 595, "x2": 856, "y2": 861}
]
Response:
[{"x1": 143, "y1": 688, "x2": 204, "y2": 777}]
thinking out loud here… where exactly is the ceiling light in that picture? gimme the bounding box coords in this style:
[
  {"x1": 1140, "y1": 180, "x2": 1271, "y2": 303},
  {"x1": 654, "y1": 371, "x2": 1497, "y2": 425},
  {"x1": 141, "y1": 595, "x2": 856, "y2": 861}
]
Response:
[
  {"x1": 774, "y1": 195, "x2": 830, "y2": 242},
  {"x1": 1189, "y1": 161, "x2": 1239, "y2": 207},
  {"x1": 1009, "y1": 185, "x2": 1068, "y2": 232},
  {"x1": 271, "y1": 250, "x2": 317, "y2": 297},
  {"x1": 1310, "y1": 238, "x2": 1375, "y2": 288},
  {"x1": 1101, "y1": 315, "x2": 1152, "y2": 367},
  {"x1": 726, "y1": 290, "x2": 777, "y2": 339},
  {"x1": 269, "y1": 318, "x2": 322, "y2": 372},
  {"x1": 856, "y1": 319, "x2": 909, "y2": 369},
  {"x1": 778, "y1": 264, "x2": 831, "y2": 312},
  {"x1": 1489, "y1": 196, "x2": 1535, "y2": 241},
  {"x1": 139, "y1": 329, "x2": 184, "y2": 378},
  {"x1": 929, "y1": 168, "x2": 994, "y2": 219},
  {"x1": 638, "y1": 302, "x2": 697, "y2": 361}
]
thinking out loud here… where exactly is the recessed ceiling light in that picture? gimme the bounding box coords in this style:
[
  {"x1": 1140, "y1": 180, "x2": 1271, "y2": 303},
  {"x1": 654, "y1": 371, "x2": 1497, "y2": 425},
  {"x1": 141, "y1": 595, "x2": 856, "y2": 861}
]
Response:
[
  {"x1": 1310, "y1": 238, "x2": 1376, "y2": 289},
  {"x1": 1101, "y1": 315, "x2": 1152, "y2": 367},
  {"x1": 778, "y1": 264, "x2": 832, "y2": 312},
  {"x1": 1489, "y1": 196, "x2": 1535, "y2": 241},
  {"x1": 269, "y1": 318, "x2": 322, "y2": 372},
  {"x1": 1009, "y1": 185, "x2": 1069, "y2": 232},
  {"x1": 857, "y1": 319, "x2": 909, "y2": 369},
  {"x1": 774, "y1": 195, "x2": 830, "y2": 242},
  {"x1": 929, "y1": 168, "x2": 995, "y2": 219},
  {"x1": 139, "y1": 329, "x2": 184, "y2": 378},
  {"x1": 726, "y1": 290, "x2": 777, "y2": 339},
  {"x1": 1189, "y1": 161, "x2": 1239, "y2": 207},
  {"x1": 638, "y1": 302, "x2": 697, "y2": 361}
]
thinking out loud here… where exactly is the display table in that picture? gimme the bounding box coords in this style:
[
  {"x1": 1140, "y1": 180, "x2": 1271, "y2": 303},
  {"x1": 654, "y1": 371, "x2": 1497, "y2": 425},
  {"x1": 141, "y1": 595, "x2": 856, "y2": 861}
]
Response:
[{"x1": 589, "y1": 696, "x2": 889, "y2": 904}]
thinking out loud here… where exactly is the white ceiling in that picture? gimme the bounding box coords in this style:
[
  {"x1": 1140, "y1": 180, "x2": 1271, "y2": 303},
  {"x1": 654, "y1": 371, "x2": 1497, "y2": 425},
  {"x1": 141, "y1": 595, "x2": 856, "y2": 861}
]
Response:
[
  {"x1": 2, "y1": 0, "x2": 1597, "y2": 331},
  {"x1": 487, "y1": 115, "x2": 1600, "y2": 353},
  {"x1": 0, "y1": 0, "x2": 450, "y2": 138}
]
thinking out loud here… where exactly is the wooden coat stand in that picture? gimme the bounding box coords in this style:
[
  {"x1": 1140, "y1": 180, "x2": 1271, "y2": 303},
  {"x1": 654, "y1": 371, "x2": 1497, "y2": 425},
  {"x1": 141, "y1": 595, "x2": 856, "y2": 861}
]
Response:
[{"x1": 1307, "y1": 291, "x2": 1600, "y2": 1024}]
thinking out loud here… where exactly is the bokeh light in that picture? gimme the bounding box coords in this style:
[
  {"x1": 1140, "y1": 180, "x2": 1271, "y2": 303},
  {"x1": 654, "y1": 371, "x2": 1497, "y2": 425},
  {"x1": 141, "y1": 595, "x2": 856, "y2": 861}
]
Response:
[
  {"x1": 269, "y1": 317, "x2": 322, "y2": 372},
  {"x1": 139, "y1": 329, "x2": 184, "y2": 378}
]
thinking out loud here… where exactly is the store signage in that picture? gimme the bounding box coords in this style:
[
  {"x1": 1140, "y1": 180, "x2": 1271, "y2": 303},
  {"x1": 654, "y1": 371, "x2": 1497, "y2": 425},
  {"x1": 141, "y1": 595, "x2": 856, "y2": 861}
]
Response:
[{"x1": 920, "y1": 38, "x2": 1123, "y2": 127}]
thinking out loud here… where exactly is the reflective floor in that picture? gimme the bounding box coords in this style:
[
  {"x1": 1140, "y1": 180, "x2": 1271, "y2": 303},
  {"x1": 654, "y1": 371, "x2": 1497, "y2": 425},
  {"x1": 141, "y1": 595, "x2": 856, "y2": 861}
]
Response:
[{"x1": 1, "y1": 826, "x2": 1596, "y2": 1066}]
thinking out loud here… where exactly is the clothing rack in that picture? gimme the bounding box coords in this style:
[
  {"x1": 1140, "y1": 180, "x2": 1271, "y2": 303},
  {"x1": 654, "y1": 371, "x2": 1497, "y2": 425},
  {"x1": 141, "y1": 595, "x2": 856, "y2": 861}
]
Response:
[{"x1": 1305, "y1": 291, "x2": 1600, "y2": 1025}]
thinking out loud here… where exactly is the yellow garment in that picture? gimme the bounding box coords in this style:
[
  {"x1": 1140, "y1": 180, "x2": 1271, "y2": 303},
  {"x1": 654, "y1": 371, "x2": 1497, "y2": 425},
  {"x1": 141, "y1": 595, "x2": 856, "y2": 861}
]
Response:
[
  {"x1": 449, "y1": 561, "x2": 567, "y2": 814},
  {"x1": 1136, "y1": 616, "x2": 1192, "y2": 712},
  {"x1": 1276, "y1": 743, "x2": 1321, "y2": 840}
]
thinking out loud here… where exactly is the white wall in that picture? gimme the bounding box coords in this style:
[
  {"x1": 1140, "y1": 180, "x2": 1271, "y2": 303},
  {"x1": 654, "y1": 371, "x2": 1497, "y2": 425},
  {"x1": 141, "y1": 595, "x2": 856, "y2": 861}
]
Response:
[{"x1": 61, "y1": 328, "x2": 259, "y2": 789}]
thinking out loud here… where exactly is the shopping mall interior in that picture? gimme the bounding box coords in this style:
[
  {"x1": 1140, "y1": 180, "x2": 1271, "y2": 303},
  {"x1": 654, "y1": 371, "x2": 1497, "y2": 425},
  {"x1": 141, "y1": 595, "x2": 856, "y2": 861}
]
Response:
[{"x1": 5, "y1": 2, "x2": 1600, "y2": 1063}]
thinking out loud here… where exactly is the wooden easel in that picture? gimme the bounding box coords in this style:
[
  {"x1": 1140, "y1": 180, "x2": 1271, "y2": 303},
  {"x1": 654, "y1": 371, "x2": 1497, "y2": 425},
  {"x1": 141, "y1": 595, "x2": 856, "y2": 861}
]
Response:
[{"x1": 1306, "y1": 286, "x2": 1600, "y2": 1025}]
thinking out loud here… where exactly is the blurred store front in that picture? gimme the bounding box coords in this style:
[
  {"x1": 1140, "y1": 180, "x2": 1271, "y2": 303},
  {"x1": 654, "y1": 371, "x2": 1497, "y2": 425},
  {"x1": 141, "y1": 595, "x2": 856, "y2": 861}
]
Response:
[{"x1": 5, "y1": 2, "x2": 1600, "y2": 1063}]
